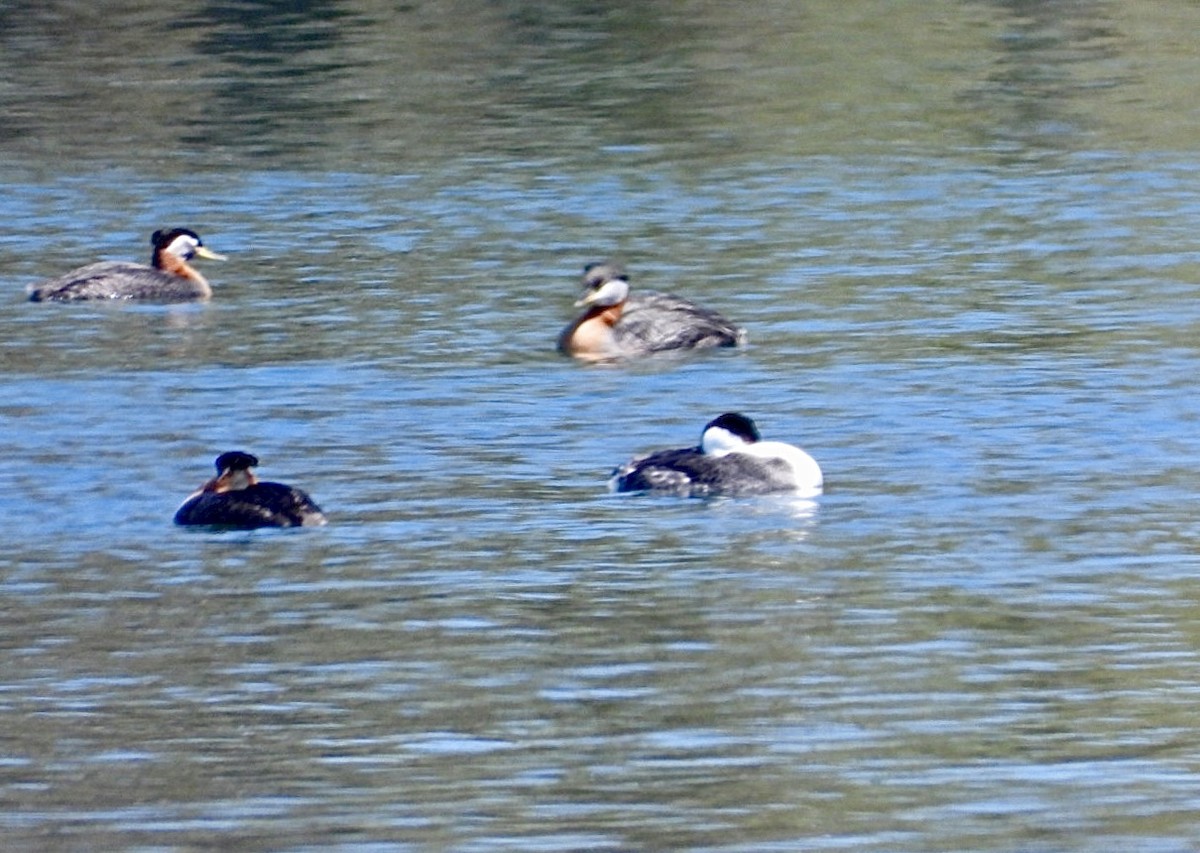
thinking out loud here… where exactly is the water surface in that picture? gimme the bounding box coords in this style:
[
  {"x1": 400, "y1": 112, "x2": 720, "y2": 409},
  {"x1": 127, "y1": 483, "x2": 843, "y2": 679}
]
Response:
[{"x1": 3, "y1": 2, "x2": 1200, "y2": 850}]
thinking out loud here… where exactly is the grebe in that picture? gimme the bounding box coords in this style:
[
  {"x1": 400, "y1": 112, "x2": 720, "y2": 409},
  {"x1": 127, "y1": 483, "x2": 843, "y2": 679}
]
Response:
[
  {"x1": 611, "y1": 413, "x2": 823, "y2": 497},
  {"x1": 558, "y1": 262, "x2": 746, "y2": 361},
  {"x1": 27, "y1": 228, "x2": 226, "y2": 302},
  {"x1": 174, "y1": 451, "x2": 327, "y2": 529}
]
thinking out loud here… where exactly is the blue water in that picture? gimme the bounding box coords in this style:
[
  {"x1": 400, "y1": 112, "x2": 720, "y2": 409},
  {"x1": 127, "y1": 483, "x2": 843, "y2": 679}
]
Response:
[{"x1": 4, "y1": 1, "x2": 1200, "y2": 849}]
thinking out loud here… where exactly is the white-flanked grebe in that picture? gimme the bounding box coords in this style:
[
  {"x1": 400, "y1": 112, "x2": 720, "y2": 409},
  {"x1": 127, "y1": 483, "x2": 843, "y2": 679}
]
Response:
[
  {"x1": 611, "y1": 413, "x2": 823, "y2": 497},
  {"x1": 174, "y1": 451, "x2": 326, "y2": 529},
  {"x1": 558, "y1": 262, "x2": 746, "y2": 361},
  {"x1": 27, "y1": 228, "x2": 226, "y2": 302}
]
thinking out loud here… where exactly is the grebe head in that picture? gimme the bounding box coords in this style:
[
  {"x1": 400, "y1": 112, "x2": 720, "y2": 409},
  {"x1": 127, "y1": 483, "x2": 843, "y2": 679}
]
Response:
[
  {"x1": 575, "y1": 262, "x2": 630, "y2": 308},
  {"x1": 151, "y1": 228, "x2": 226, "y2": 267},
  {"x1": 211, "y1": 450, "x2": 260, "y2": 491},
  {"x1": 701, "y1": 412, "x2": 761, "y2": 456}
]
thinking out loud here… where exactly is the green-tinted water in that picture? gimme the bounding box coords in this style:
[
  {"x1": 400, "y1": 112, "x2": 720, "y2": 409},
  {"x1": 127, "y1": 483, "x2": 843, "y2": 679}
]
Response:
[{"x1": 3, "y1": 2, "x2": 1200, "y2": 850}]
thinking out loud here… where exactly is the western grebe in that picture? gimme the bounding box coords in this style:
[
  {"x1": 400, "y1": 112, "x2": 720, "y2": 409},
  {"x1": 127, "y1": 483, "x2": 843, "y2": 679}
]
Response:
[{"x1": 611, "y1": 413, "x2": 822, "y2": 497}]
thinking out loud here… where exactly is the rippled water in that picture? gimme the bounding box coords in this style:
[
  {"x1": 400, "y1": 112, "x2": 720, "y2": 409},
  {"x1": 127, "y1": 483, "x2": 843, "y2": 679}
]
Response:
[{"x1": 4, "y1": 2, "x2": 1200, "y2": 850}]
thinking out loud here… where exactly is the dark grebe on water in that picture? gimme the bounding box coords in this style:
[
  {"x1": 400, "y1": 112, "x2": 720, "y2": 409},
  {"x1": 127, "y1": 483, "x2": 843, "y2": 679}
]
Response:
[{"x1": 174, "y1": 451, "x2": 326, "y2": 529}]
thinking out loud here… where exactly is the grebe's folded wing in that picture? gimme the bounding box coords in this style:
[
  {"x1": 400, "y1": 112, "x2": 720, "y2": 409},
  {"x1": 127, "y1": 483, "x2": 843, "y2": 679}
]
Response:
[
  {"x1": 175, "y1": 491, "x2": 278, "y2": 527},
  {"x1": 615, "y1": 292, "x2": 744, "y2": 351},
  {"x1": 28, "y1": 262, "x2": 153, "y2": 301},
  {"x1": 613, "y1": 447, "x2": 786, "y2": 495},
  {"x1": 175, "y1": 482, "x2": 324, "y2": 528},
  {"x1": 612, "y1": 447, "x2": 700, "y2": 493},
  {"x1": 253, "y1": 481, "x2": 325, "y2": 522}
]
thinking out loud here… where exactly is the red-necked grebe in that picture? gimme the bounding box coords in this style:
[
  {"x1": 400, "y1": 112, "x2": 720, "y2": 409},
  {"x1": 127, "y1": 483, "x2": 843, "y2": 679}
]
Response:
[
  {"x1": 558, "y1": 262, "x2": 746, "y2": 362},
  {"x1": 174, "y1": 451, "x2": 326, "y2": 529},
  {"x1": 27, "y1": 228, "x2": 226, "y2": 302},
  {"x1": 611, "y1": 413, "x2": 822, "y2": 497}
]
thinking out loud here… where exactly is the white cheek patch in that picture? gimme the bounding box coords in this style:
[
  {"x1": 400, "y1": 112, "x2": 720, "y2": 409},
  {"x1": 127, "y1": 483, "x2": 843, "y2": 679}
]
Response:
[
  {"x1": 593, "y1": 279, "x2": 629, "y2": 306},
  {"x1": 166, "y1": 235, "x2": 200, "y2": 258}
]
